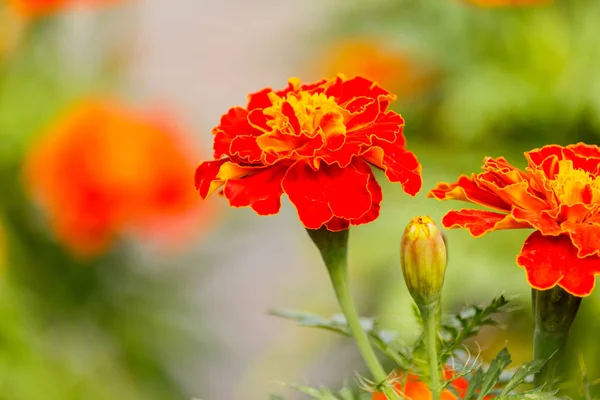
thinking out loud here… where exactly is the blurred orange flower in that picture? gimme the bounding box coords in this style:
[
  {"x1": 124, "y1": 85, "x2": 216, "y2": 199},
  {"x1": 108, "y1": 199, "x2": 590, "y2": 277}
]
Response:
[
  {"x1": 4, "y1": 0, "x2": 120, "y2": 17},
  {"x1": 372, "y1": 369, "x2": 493, "y2": 399},
  {"x1": 464, "y1": 0, "x2": 550, "y2": 6},
  {"x1": 25, "y1": 100, "x2": 206, "y2": 257},
  {"x1": 0, "y1": 6, "x2": 26, "y2": 60},
  {"x1": 321, "y1": 39, "x2": 433, "y2": 100},
  {"x1": 428, "y1": 143, "x2": 600, "y2": 297}
]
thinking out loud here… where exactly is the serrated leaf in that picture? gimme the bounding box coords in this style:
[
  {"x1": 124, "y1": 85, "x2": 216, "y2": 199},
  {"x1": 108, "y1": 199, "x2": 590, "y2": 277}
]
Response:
[
  {"x1": 500, "y1": 360, "x2": 546, "y2": 396},
  {"x1": 502, "y1": 391, "x2": 565, "y2": 400},
  {"x1": 463, "y1": 368, "x2": 486, "y2": 400},
  {"x1": 441, "y1": 296, "x2": 509, "y2": 361},
  {"x1": 477, "y1": 348, "x2": 512, "y2": 399},
  {"x1": 289, "y1": 384, "x2": 338, "y2": 399}
]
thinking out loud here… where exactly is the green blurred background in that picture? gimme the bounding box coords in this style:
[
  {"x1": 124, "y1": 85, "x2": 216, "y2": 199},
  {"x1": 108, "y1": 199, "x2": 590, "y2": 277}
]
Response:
[{"x1": 1, "y1": 0, "x2": 600, "y2": 399}]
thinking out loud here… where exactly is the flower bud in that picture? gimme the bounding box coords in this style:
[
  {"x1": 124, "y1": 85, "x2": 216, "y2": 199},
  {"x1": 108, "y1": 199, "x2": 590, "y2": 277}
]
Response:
[{"x1": 400, "y1": 216, "x2": 447, "y2": 307}]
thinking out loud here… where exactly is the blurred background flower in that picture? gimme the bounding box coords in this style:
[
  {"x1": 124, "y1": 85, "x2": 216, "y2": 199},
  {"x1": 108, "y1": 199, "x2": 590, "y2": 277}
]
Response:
[
  {"x1": 1, "y1": 0, "x2": 600, "y2": 399},
  {"x1": 25, "y1": 100, "x2": 205, "y2": 257}
]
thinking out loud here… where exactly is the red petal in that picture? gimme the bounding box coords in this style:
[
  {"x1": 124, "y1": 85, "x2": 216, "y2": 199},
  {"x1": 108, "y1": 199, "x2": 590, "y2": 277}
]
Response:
[
  {"x1": 563, "y1": 145, "x2": 600, "y2": 174},
  {"x1": 282, "y1": 160, "x2": 373, "y2": 229},
  {"x1": 524, "y1": 144, "x2": 564, "y2": 168},
  {"x1": 247, "y1": 87, "x2": 274, "y2": 110},
  {"x1": 223, "y1": 165, "x2": 287, "y2": 215},
  {"x1": 325, "y1": 217, "x2": 350, "y2": 231},
  {"x1": 350, "y1": 110, "x2": 403, "y2": 143},
  {"x1": 195, "y1": 159, "x2": 228, "y2": 198},
  {"x1": 212, "y1": 107, "x2": 255, "y2": 158},
  {"x1": 349, "y1": 160, "x2": 383, "y2": 226},
  {"x1": 566, "y1": 142, "x2": 600, "y2": 158},
  {"x1": 442, "y1": 209, "x2": 530, "y2": 237},
  {"x1": 325, "y1": 76, "x2": 392, "y2": 108},
  {"x1": 361, "y1": 137, "x2": 422, "y2": 196},
  {"x1": 517, "y1": 231, "x2": 600, "y2": 296},
  {"x1": 229, "y1": 135, "x2": 263, "y2": 163}
]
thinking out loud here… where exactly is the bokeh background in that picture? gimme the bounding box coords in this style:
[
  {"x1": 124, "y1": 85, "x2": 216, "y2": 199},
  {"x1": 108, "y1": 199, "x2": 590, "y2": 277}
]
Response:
[{"x1": 1, "y1": 0, "x2": 600, "y2": 399}]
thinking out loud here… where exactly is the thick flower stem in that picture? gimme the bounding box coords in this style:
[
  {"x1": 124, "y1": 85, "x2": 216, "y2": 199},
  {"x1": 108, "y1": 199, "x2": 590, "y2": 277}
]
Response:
[
  {"x1": 532, "y1": 287, "x2": 582, "y2": 389},
  {"x1": 419, "y1": 302, "x2": 441, "y2": 400},
  {"x1": 306, "y1": 228, "x2": 399, "y2": 399}
]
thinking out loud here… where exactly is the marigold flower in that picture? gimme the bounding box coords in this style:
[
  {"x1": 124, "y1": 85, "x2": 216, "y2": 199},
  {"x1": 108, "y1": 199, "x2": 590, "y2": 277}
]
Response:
[
  {"x1": 25, "y1": 100, "x2": 204, "y2": 257},
  {"x1": 372, "y1": 369, "x2": 492, "y2": 399},
  {"x1": 195, "y1": 75, "x2": 422, "y2": 231},
  {"x1": 321, "y1": 39, "x2": 433, "y2": 99},
  {"x1": 4, "y1": 0, "x2": 120, "y2": 17},
  {"x1": 464, "y1": 0, "x2": 550, "y2": 6},
  {"x1": 428, "y1": 143, "x2": 600, "y2": 297}
]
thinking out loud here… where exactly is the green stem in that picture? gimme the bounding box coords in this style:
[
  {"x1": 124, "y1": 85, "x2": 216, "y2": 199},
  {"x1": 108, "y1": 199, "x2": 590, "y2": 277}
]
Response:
[
  {"x1": 419, "y1": 302, "x2": 441, "y2": 400},
  {"x1": 307, "y1": 228, "x2": 398, "y2": 399},
  {"x1": 532, "y1": 287, "x2": 582, "y2": 389}
]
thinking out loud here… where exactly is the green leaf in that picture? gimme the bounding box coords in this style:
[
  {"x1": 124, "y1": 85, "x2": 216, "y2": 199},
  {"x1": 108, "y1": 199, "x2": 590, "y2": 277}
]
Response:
[
  {"x1": 441, "y1": 296, "x2": 510, "y2": 361},
  {"x1": 270, "y1": 309, "x2": 411, "y2": 369},
  {"x1": 478, "y1": 348, "x2": 512, "y2": 399},
  {"x1": 463, "y1": 368, "x2": 486, "y2": 400},
  {"x1": 502, "y1": 391, "x2": 565, "y2": 400},
  {"x1": 286, "y1": 384, "x2": 368, "y2": 400},
  {"x1": 499, "y1": 360, "x2": 546, "y2": 396}
]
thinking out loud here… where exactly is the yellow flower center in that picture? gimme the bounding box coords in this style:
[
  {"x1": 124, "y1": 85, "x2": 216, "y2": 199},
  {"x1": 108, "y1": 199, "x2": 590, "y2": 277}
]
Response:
[
  {"x1": 256, "y1": 87, "x2": 348, "y2": 156},
  {"x1": 550, "y1": 160, "x2": 600, "y2": 205}
]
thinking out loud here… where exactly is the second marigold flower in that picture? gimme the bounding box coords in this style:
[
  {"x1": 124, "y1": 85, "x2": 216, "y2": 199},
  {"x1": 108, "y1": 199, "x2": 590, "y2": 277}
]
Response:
[
  {"x1": 428, "y1": 143, "x2": 600, "y2": 297},
  {"x1": 196, "y1": 75, "x2": 422, "y2": 231}
]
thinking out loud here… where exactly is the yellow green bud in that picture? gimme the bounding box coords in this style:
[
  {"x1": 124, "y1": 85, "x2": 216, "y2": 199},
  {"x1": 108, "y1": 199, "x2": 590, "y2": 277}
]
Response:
[{"x1": 400, "y1": 216, "x2": 447, "y2": 307}]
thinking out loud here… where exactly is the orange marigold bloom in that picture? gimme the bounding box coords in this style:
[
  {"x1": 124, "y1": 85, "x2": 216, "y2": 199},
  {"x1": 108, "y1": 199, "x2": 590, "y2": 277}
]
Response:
[
  {"x1": 464, "y1": 0, "x2": 550, "y2": 6},
  {"x1": 5, "y1": 0, "x2": 119, "y2": 17},
  {"x1": 372, "y1": 369, "x2": 492, "y2": 399},
  {"x1": 428, "y1": 143, "x2": 600, "y2": 297},
  {"x1": 25, "y1": 100, "x2": 203, "y2": 257},
  {"x1": 321, "y1": 39, "x2": 432, "y2": 99},
  {"x1": 195, "y1": 75, "x2": 422, "y2": 231}
]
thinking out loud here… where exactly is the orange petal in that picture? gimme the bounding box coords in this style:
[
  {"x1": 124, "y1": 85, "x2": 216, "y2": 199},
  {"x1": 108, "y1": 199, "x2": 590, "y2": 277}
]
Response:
[
  {"x1": 561, "y1": 221, "x2": 600, "y2": 258},
  {"x1": 428, "y1": 175, "x2": 510, "y2": 211},
  {"x1": 442, "y1": 209, "x2": 530, "y2": 237}
]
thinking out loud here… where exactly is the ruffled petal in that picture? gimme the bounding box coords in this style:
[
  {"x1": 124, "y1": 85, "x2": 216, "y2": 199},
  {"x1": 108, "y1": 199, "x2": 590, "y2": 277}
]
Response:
[
  {"x1": 223, "y1": 165, "x2": 287, "y2": 215},
  {"x1": 361, "y1": 137, "x2": 421, "y2": 196},
  {"x1": 350, "y1": 110, "x2": 403, "y2": 143},
  {"x1": 524, "y1": 144, "x2": 564, "y2": 168},
  {"x1": 325, "y1": 76, "x2": 392, "y2": 109},
  {"x1": 442, "y1": 209, "x2": 530, "y2": 237},
  {"x1": 517, "y1": 231, "x2": 600, "y2": 296},
  {"x1": 561, "y1": 221, "x2": 600, "y2": 258},
  {"x1": 212, "y1": 107, "x2": 255, "y2": 158},
  {"x1": 282, "y1": 160, "x2": 373, "y2": 229},
  {"x1": 195, "y1": 159, "x2": 259, "y2": 198},
  {"x1": 511, "y1": 207, "x2": 561, "y2": 235},
  {"x1": 348, "y1": 160, "x2": 383, "y2": 226},
  {"x1": 428, "y1": 175, "x2": 510, "y2": 211}
]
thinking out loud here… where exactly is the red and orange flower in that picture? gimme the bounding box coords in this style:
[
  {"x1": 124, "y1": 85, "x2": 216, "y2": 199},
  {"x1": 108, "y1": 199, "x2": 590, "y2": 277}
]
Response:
[
  {"x1": 320, "y1": 39, "x2": 433, "y2": 100},
  {"x1": 195, "y1": 75, "x2": 422, "y2": 231},
  {"x1": 4, "y1": 0, "x2": 120, "y2": 17},
  {"x1": 464, "y1": 0, "x2": 550, "y2": 7},
  {"x1": 372, "y1": 369, "x2": 493, "y2": 399},
  {"x1": 25, "y1": 100, "x2": 206, "y2": 257},
  {"x1": 428, "y1": 143, "x2": 600, "y2": 297}
]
